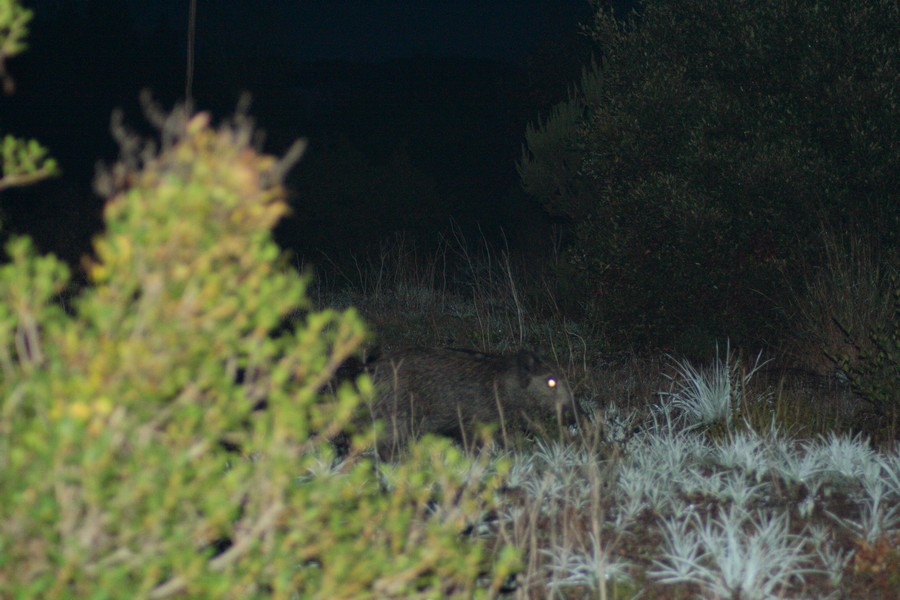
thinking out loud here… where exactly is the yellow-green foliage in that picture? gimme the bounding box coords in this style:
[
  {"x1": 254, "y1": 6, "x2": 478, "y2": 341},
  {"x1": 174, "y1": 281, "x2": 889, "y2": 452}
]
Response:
[
  {"x1": 0, "y1": 107, "x2": 517, "y2": 598},
  {"x1": 0, "y1": 1, "x2": 59, "y2": 190}
]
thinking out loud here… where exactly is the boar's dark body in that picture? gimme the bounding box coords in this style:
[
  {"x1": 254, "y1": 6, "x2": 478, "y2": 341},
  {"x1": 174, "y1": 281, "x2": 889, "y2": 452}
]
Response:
[{"x1": 369, "y1": 347, "x2": 578, "y2": 460}]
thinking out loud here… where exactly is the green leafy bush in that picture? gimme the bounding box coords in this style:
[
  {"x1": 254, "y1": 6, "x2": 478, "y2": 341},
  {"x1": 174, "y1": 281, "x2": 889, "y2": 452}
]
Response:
[
  {"x1": 519, "y1": 0, "x2": 898, "y2": 353},
  {"x1": 0, "y1": 2, "x2": 58, "y2": 191},
  {"x1": 0, "y1": 102, "x2": 517, "y2": 598}
]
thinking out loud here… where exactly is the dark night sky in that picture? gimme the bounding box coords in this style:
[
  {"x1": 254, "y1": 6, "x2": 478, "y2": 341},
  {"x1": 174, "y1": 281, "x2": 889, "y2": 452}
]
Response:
[
  {"x1": 29, "y1": 0, "x2": 594, "y2": 63},
  {"x1": 9, "y1": 1, "x2": 604, "y2": 263},
  {"x1": 127, "y1": 1, "x2": 591, "y2": 63}
]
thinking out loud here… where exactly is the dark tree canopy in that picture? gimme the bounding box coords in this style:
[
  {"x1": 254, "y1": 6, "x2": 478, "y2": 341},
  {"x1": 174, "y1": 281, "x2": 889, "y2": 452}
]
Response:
[{"x1": 520, "y1": 0, "x2": 898, "y2": 354}]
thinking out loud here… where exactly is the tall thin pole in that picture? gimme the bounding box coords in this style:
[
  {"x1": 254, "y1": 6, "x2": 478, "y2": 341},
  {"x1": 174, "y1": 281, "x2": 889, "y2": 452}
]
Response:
[{"x1": 186, "y1": 0, "x2": 197, "y2": 105}]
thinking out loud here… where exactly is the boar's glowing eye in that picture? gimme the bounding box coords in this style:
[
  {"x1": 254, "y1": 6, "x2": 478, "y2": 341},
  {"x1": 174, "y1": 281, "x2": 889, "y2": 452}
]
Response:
[{"x1": 546, "y1": 378, "x2": 558, "y2": 388}]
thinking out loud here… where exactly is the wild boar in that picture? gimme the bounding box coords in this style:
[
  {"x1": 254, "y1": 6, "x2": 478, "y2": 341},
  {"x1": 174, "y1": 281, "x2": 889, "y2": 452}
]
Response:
[{"x1": 368, "y1": 347, "x2": 578, "y2": 460}]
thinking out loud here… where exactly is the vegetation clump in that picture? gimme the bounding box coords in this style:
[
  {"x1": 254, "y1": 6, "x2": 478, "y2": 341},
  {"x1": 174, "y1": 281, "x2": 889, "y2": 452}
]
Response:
[
  {"x1": 2, "y1": 2, "x2": 897, "y2": 598},
  {"x1": 520, "y1": 0, "x2": 898, "y2": 356},
  {"x1": 0, "y1": 98, "x2": 518, "y2": 598}
]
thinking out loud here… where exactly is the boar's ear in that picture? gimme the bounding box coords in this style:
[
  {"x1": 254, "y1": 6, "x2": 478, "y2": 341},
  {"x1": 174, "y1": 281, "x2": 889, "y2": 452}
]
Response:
[
  {"x1": 515, "y1": 349, "x2": 544, "y2": 383},
  {"x1": 518, "y1": 347, "x2": 549, "y2": 366},
  {"x1": 515, "y1": 350, "x2": 534, "y2": 387}
]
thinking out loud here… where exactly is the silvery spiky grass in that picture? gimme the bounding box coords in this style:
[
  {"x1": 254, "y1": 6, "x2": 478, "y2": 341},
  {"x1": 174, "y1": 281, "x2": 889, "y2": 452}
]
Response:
[
  {"x1": 652, "y1": 506, "x2": 813, "y2": 599},
  {"x1": 814, "y1": 432, "x2": 877, "y2": 483},
  {"x1": 769, "y1": 436, "x2": 828, "y2": 488},
  {"x1": 660, "y1": 342, "x2": 769, "y2": 430},
  {"x1": 506, "y1": 440, "x2": 598, "y2": 512},
  {"x1": 806, "y1": 524, "x2": 854, "y2": 587},
  {"x1": 652, "y1": 509, "x2": 705, "y2": 582},
  {"x1": 614, "y1": 462, "x2": 668, "y2": 520},
  {"x1": 694, "y1": 469, "x2": 765, "y2": 508},
  {"x1": 612, "y1": 427, "x2": 711, "y2": 518},
  {"x1": 712, "y1": 429, "x2": 767, "y2": 474},
  {"x1": 497, "y1": 436, "x2": 628, "y2": 598},
  {"x1": 625, "y1": 426, "x2": 711, "y2": 477},
  {"x1": 596, "y1": 401, "x2": 638, "y2": 444},
  {"x1": 875, "y1": 450, "x2": 900, "y2": 496},
  {"x1": 543, "y1": 533, "x2": 633, "y2": 593},
  {"x1": 827, "y1": 452, "x2": 900, "y2": 543}
]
